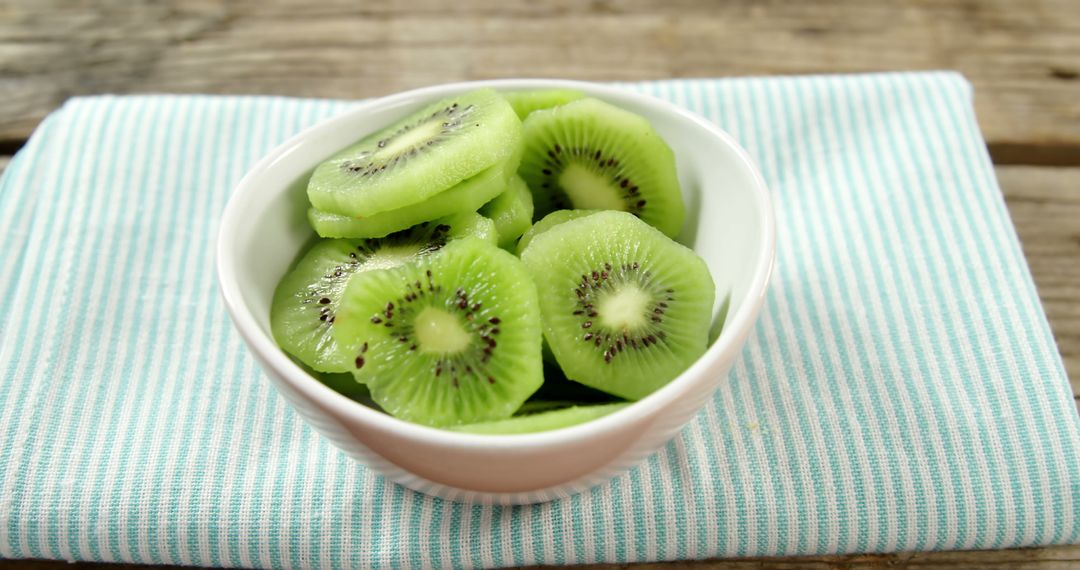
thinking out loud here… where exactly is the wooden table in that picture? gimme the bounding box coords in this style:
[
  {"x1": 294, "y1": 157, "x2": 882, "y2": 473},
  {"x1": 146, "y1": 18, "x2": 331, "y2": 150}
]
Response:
[{"x1": 1, "y1": 1, "x2": 1076, "y2": 568}]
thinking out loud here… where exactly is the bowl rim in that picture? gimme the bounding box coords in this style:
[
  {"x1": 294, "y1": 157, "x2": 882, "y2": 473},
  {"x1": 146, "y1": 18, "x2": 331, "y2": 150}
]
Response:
[{"x1": 216, "y1": 78, "x2": 776, "y2": 450}]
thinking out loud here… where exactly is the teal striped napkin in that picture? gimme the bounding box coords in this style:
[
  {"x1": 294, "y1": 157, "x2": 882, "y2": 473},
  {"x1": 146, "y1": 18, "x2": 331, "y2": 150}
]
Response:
[{"x1": 1, "y1": 73, "x2": 1078, "y2": 568}]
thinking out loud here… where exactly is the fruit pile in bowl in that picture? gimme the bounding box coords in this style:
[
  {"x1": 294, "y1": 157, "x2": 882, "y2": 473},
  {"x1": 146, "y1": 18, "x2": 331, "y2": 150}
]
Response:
[
  {"x1": 217, "y1": 80, "x2": 775, "y2": 503},
  {"x1": 275, "y1": 87, "x2": 716, "y2": 431}
]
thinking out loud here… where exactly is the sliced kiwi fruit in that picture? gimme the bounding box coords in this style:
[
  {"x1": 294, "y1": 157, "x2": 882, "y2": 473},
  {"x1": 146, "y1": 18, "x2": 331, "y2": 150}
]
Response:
[
  {"x1": 308, "y1": 89, "x2": 522, "y2": 218},
  {"x1": 518, "y1": 98, "x2": 685, "y2": 237},
  {"x1": 502, "y1": 89, "x2": 586, "y2": 120},
  {"x1": 520, "y1": 211, "x2": 715, "y2": 400},
  {"x1": 270, "y1": 212, "x2": 495, "y2": 373},
  {"x1": 449, "y1": 402, "x2": 629, "y2": 435},
  {"x1": 333, "y1": 238, "x2": 543, "y2": 427},
  {"x1": 479, "y1": 175, "x2": 534, "y2": 250},
  {"x1": 515, "y1": 209, "x2": 600, "y2": 255},
  {"x1": 308, "y1": 161, "x2": 512, "y2": 239}
]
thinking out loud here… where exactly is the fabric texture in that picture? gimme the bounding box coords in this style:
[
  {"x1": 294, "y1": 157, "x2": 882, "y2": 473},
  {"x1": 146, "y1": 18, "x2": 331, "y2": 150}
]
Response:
[{"x1": 1, "y1": 73, "x2": 1078, "y2": 568}]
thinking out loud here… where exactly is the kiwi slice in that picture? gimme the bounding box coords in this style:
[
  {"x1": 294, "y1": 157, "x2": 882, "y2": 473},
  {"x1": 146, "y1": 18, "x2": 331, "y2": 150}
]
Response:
[
  {"x1": 518, "y1": 98, "x2": 685, "y2": 237},
  {"x1": 515, "y1": 209, "x2": 600, "y2": 255},
  {"x1": 308, "y1": 89, "x2": 522, "y2": 217},
  {"x1": 502, "y1": 89, "x2": 586, "y2": 120},
  {"x1": 308, "y1": 161, "x2": 512, "y2": 239},
  {"x1": 270, "y1": 212, "x2": 495, "y2": 373},
  {"x1": 334, "y1": 238, "x2": 543, "y2": 427},
  {"x1": 520, "y1": 211, "x2": 715, "y2": 400},
  {"x1": 449, "y1": 402, "x2": 629, "y2": 435},
  {"x1": 479, "y1": 175, "x2": 534, "y2": 250}
]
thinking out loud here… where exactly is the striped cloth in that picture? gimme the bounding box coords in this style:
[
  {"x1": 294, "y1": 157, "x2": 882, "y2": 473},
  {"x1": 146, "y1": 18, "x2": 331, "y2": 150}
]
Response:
[{"x1": 1, "y1": 73, "x2": 1078, "y2": 568}]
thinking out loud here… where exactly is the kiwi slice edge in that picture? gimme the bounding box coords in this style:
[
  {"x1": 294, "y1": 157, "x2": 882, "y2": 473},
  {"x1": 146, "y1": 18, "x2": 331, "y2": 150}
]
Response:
[
  {"x1": 333, "y1": 237, "x2": 544, "y2": 427},
  {"x1": 521, "y1": 210, "x2": 715, "y2": 400}
]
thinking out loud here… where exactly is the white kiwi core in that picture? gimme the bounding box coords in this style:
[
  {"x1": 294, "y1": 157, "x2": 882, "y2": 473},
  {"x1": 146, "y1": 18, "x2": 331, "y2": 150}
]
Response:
[
  {"x1": 382, "y1": 121, "x2": 444, "y2": 156},
  {"x1": 413, "y1": 306, "x2": 471, "y2": 354},
  {"x1": 598, "y1": 286, "x2": 651, "y2": 332},
  {"x1": 559, "y1": 163, "x2": 626, "y2": 210}
]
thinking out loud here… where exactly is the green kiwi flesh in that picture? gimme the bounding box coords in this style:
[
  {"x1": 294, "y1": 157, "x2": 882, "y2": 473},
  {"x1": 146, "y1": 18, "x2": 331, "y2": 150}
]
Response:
[
  {"x1": 479, "y1": 174, "x2": 534, "y2": 250},
  {"x1": 308, "y1": 89, "x2": 522, "y2": 217},
  {"x1": 450, "y1": 402, "x2": 629, "y2": 434},
  {"x1": 518, "y1": 98, "x2": 685, "y2": 237},
  {"x1": 515, "y1": 209, "x2": 600, "y2": 255},
  {"x1": 520, "y1": 211, "x2": 715, "y2": 400},
  {"x1": 502, "y1": 89, "x2": 587, "y2": 120},
  {"x1": 308, "y1": 161, "x2": 511, "y2": 239},
  {"x1": 333, "y1": 238, "x2": 543, "y2": 427},
  {"x1": 269, "y1": 212, "x2": 494, "y2": 373}
]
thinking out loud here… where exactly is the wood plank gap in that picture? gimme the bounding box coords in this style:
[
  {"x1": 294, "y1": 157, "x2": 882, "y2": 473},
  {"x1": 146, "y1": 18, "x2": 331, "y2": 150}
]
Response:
[
  {"x1": 0, "y1": 138, "x2": 1077, "y2": 169},
  {"x1": 990, "y1": 142, "x2": 1080, "y2": 167},
  {"x1": 0, "y1": 140, "x2": 26, "y2": 155}
]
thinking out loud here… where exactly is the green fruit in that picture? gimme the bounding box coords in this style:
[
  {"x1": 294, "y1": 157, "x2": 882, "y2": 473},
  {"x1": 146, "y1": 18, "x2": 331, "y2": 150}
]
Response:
[
  {"x1": 502, "y1": 89, "x2": 587, "y2": 120},
  {"x1": 515, "y1": 209, "x2": 600, "y2": 255},
  {"x1": 480, "y1": 175, "x2": 534, "y2": 250},
  {"x1": 270, "y1": 212, "x2": 493, "y2": 372},
  {"x1": 334, "y1": 238, "x2": 543, "y2": 427},
  {"x1": 450, "y1": 402, "x2": 629, "y2": 434},
  {"x1": 308, "y1": 89, "x2": 522, "y2": 217},
  {"x1": 518, "y1": 98, "x2": 685, "y2": 237},
  {"x1": 520, "y1": 211, "x2": 715, "y2": 400},
  {"x1": 308, "y1": 160, "x2": 512, "y2": 239}
]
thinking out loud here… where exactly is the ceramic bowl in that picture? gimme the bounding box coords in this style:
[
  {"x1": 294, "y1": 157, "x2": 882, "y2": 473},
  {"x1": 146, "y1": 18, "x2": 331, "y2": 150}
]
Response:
[{"x1": 217, "y1": 79, "x2": 775, "y2": 504}]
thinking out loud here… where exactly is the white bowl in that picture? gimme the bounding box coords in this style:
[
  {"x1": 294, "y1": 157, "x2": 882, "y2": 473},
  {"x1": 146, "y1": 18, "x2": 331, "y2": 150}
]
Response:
[{"x1": 217, "y1": 79, "x2": 775, "y2": 505}]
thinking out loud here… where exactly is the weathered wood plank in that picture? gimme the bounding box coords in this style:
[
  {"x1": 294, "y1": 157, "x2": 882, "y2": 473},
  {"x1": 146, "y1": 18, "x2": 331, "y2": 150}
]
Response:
[
  {"x1": 997, "y1": 166, "x2": 1080, "y2": 399},
  {"x1": 2, "y1": 0, "x2": 1080, "y2": 160}
]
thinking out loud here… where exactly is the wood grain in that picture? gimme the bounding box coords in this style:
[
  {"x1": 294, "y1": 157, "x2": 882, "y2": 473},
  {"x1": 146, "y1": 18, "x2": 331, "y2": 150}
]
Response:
[{"x1": 2, "y1": 0, "x2": 1080, "y2": 162}]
